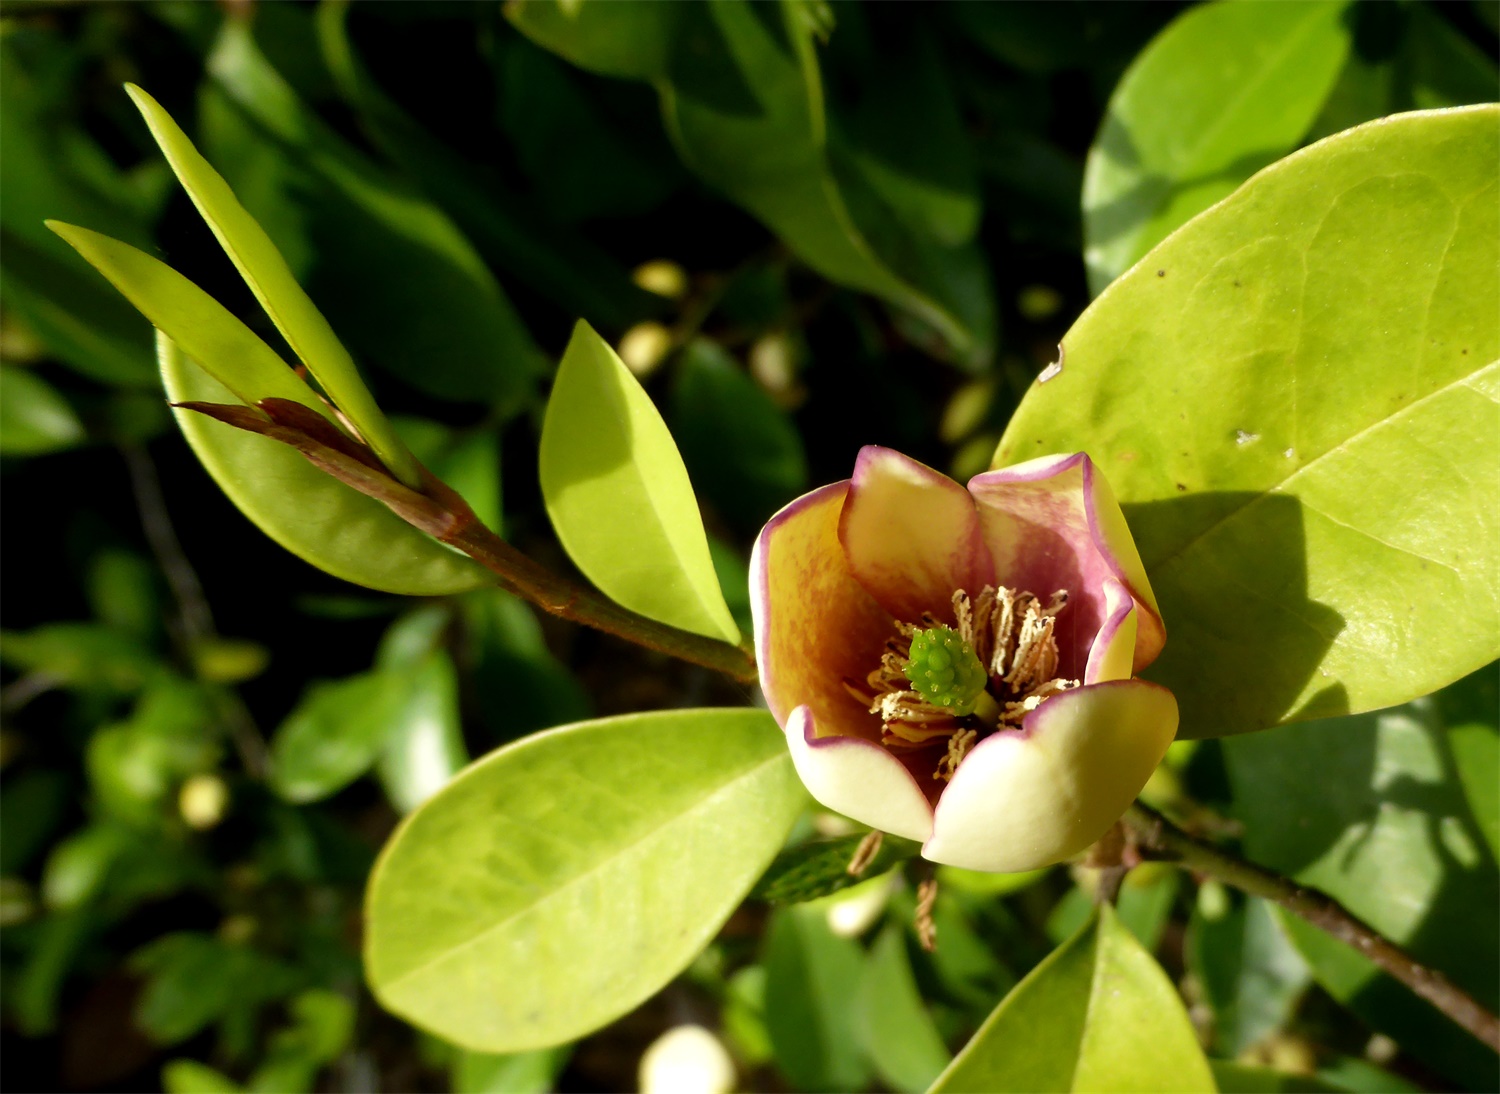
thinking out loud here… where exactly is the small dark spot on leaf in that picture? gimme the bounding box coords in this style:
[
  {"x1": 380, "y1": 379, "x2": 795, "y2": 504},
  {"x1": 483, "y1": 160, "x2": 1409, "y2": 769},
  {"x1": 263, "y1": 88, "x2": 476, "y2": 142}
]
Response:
[
  {"x1": 1176, "y1": 483, "x2": 1187, "y2": 492},
  {"x1": 1157, "y1": 269, "x2": 1166, "y2": 277},
  {"x1": 1462, "y1": 348, "x2": 1469, "y2": 354},
  {"x1": 1233, "y1": 280, "x2": 1241, "y2": 288}
]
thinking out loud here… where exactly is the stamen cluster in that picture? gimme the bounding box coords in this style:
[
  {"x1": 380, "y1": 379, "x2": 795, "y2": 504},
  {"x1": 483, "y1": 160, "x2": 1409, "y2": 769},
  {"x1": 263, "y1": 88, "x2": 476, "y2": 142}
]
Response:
[{"x1": 846, "y1": 584, "x2": 1079, "y2": 781}]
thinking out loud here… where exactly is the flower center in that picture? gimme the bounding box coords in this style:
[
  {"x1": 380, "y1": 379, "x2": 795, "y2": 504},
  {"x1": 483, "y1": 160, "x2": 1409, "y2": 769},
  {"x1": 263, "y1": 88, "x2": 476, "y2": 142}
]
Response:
[{"x1": 846, "y1": 585, "x2": 1079, "y2": 783}]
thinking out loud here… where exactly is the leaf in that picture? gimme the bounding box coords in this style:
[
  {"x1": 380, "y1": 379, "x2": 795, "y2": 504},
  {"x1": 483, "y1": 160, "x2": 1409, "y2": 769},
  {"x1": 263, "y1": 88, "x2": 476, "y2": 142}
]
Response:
[
  {"x1": 1082, "y1": 0, "x2": 1353, "y2": 293},
  {"x1": 201, "y1": 21, "x2": 544, "y2": 413},
  {"x1": 0, "y1": 622, "x2": 160, "y2": 693},
  {"x1": 997, "y1": 107, "x2": 1500, "y2": 737},
  {"x1": 453, "y1": 1046, "x2": 572, "y2": 1094},
  {"x1": 270, "y1": 672, "x2": 402, "y2": 804},
  {"x1": 930, "y1": 904, "x2": 1214, "y2": 1093},
  {"x1": 0, "y1": 229, "x2": 157, "y2": 387},
  {"x1": 1209, "y1": 1062, "x2": 1340, "y2": 1094},
  {"x1": 1185, "y1": 890, "x2": 1310, "y2": 1057},
  {"x1": 132, "y1": 932, "x2": 302, "y2": 1045},
  {"x1": 162, "y1": 1061, "x2": 243, "y2": 1094},
  {"x1": 508, "y1": 0, "x2": 993, "y2": 366},
  {"x1": 460, "y1": 589, "x2": 591, "y2": 742},
  {"x1": 159, "y1": 334, "x2": 491, "y2": 596},
  {"x1": 539, "y1": 321, "x2": 740, "y2": 643},
  {"x1": 1439, "y1": 664, "x2": 1500, "y2": 863},
  {"x1": 669, "y1": 339, "x2": 807, "y2": 532},
  {"x1": 1045, "y1": 865, "x2": 1179, "y2": 954},
  {"x1": 761, "y1": 904, "x2": 871, "y2": 1092},
  {"x1": 752, "y1": 833, "x2": 917, "y2": 905},
  {"x1": 124, "y1": 82, "x2": 419, "y2": 486},
  {"x1": 374, "y1": 653, "x2": 468, "y2": 815},
  {"x1": 365, "y1": 708, "x2": 802, "y2": 1051},
  {"x1": 393, "y1": 418, "x2": 502, "y2": 535},
  {"x1": 855, "y1": 926, "x2": 951, "y2": 1093},
  {"x1": 0, "y1": 367, "x2": 84, "y2": 455},
  {"x1": 1222, "y1": 666, "x2": 1499, "y2": 1089}
]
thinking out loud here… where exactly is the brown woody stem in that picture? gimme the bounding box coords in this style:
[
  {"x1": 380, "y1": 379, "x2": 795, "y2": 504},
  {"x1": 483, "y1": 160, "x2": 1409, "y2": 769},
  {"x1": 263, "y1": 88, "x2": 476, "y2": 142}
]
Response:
[
  {"x1": 177, "y1": 400, "x2": 759, "y2": 684},
  {"x1": 1122, "y1": 801, "x2": 1500, "y2": 1052}
]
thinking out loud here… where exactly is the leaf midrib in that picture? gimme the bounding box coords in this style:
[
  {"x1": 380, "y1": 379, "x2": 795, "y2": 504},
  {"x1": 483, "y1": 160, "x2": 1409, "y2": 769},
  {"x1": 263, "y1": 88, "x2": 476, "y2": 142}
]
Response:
[
  {"x1": 379, "y1": 750, "x2": 788, "y2": 994},
  {"x1": 1147, "y1": 357, "x2": 1499, "y2": 574}
]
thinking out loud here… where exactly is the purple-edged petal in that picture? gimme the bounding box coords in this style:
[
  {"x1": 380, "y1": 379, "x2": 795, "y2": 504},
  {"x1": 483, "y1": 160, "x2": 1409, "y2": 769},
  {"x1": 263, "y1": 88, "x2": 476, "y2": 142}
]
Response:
[
  {"x1": 784, "y1": 706, "x2": 934, "y2": 842},
  {"x1": 839, "y1": 447, "x2": 994, "y2": 625},
  {"x1": 968, "y1": 454, "x2": 1163, "y2": 677},
  {"x1": 1085, "y1": 579, "x2": 1137, "y2": 685},
  {"x1": 922, "y1": 680, "x2": 1177, "y2": 873},
  {"x1": 751, "y1": 482, "x2": 893, "y2": 739}
]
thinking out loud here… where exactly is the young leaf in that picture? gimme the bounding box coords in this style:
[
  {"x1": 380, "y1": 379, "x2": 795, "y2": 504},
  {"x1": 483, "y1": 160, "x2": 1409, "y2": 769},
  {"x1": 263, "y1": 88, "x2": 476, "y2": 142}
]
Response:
[
  {"x1": 365, "y1": 709, "x2": 802, "y2": 1051},
  {"x1": 998, "y1": 106, "x2": 1500, "y2": 736},
  {"x1": 1083, "y1": 0, "x2": 1353, "y2": 293},
  {"x1": 124, "y1": 83, "x2": 420, "y2": 486},
  {"x1": 159, "y1": 334, "x2": 491, "y2": 596},
  {"x1": 930, "y1": 904, "x2": 1214, "y2": 1093},
  {"x1": 539, "y1": 321, "x2": 740, "y2": 644}
]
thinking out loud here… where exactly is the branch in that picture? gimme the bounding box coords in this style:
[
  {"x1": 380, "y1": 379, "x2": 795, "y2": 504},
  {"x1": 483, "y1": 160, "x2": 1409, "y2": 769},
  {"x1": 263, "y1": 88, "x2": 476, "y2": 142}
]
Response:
[
  {"x1": 1122, "y1": 801, "x2": 1500, "y2": 1053},
  {"x1": 177, "y1": 400, "x2": 759, "y2": 684}
]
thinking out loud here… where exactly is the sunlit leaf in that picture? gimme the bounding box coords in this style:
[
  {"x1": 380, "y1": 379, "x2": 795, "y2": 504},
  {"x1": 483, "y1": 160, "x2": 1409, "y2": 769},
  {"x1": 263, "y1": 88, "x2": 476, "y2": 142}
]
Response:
[
  {"x1": 998, "y1": 107, "x2": 1500, "y2": 736},
  {"x1": 125, "y1": 82, "x2": 418, "y2": 485},
  {"x1": 762, "y1": 904, "x2": 871, "y2": 1092},
  {"x1": 539, "y1": 321, "x2": 740, "y2": 643},
  {"x1": 855, "y1": 926, "x2": 951, "y2": 1093},
  {"x1": 930, "y1": 904, "x2": 1213, "y2": 1093},
  {"x1": 1223, "y1": 666, "x2": 1499, "y2": 1088},
  {"x1": 1083, "y1": 0, "x2": 1353, "y2": 293},
  {"x1": 159, "y1": 334, "x2": 491, "y2": 596},
  {"x1": 0, "y1": 366, "x2": 84, "y2": 455},
  {"x1": 365, "y1": 709, "x2": 802, "y2": 1051},
  {"x1": 452, "y1": 1045, "x2": 572, "y2": 1094}
]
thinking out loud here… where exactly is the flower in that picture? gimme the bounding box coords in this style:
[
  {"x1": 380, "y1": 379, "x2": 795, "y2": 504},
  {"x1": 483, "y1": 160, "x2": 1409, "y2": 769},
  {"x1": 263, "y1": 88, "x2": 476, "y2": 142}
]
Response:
[{"x1": 750, "y1": 447, "x2": 1177, "y2": 873}]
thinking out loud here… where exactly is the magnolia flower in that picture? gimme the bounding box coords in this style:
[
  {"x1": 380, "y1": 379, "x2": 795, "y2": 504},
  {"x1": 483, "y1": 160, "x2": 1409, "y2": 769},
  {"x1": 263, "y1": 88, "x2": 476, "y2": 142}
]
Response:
[{"x1": 751, "y1": 448, "x2": 1177, "y2": 873}]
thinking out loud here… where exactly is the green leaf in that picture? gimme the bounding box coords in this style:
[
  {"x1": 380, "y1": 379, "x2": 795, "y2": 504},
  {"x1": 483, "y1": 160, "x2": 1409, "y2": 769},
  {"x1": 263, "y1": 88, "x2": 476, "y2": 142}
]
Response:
[
  {"x1": 0, "y1": 229, "x2": 157, "y2": 387},
  {"x1": 930, "y1": 905, "x2": 1214, "y2": 1093},
  {"x1": 162, "y1": 1060, "x2": 243, "y2": 1094},
  {"x1": 762, "y1": 904, "x2": 871, "y2": 1092},
  {"x1": 375, "y1": 653, "x2": 468, "y2": 815},
  {"x1": 670, "y1": 339, "x2": 807, "y2": 531},
  {"x1": 365, "y1": 708, "x2": 802, "y2": 1051},
  {"x1": 1209, "y1": 1062, "x2": 1340, "y2": 1094},
  {"x1": 997, "y1": 106, "x2": 1500, "y2": 737},
  {"x1": 393, "y1": 418, "x2": 502, "y2": 535},
  {"x1": 1439, "y1": 664, "x2": 1500, "y2": 863},
  {"x1": 1223, "y1": 667, "x2": 1499, "y2": 1089},
  {"x1": 159, "y1": 334, "x2": 491, "y2": 596},
  {"x1": 752, "y1": 834, "x2": 917, "y2": 905},
  {"x1": 1186, "y1": 890, "x2": 1310, "y2": 1057},
  {"x1": 270, "y1": 672, "x2": 402, "y2": 804},
  {"x1": 124, "y1": 82, "x2": 419, "y2": 486},
  {"x1": 0, "y1": 367, "x2": 84, "y2": 455},
  {"x1": 460, "y1": 589, "x2": 591, "y2": 742},
  {"x1": 539, "y1": 321, "x2": 740, "y2": 643},
  {"x1": 855, "y1": 926, "x2": 951, "y2": 1093},
  {"x1": 0, "y1": 769, "x2": 72, "y2": 875},
  {"x1": 0, "y1": 622, "x2": 159, "y2": 693},
  {"x1": 201, "y1": 21, "x2": 544, "y2": 413},
  {"x1": 132, "y1": 932, "x2": 302, "y2": 1045},
  {"x1": 1045, "y1": 866, "x2": 1179, "y2": 954},
  {"x1": 453, "y1": 1046, "x2": 572, "y2": 1094},
  {"x1": 1083, "y1": 0, "x2": 1353, "y2": 294},
  {"x1": 508, "y1": 0, "x2": 993, "y2": 365}
]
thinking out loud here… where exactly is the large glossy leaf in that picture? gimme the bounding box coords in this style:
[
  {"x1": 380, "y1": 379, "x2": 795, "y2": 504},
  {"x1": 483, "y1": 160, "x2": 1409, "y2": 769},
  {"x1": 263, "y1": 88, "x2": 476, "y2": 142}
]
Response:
[
  {"x1": 508, "y1": 0, "x2": 993, "y2": 366},
  {"x1": 539, "y1": 321, "x2": 740, "y2": 643},
  {"x1": 0, "y1": 367, "x2": 84, "y2": 456},
  {"x1": 931, "y1": 904, "x2": 1213, "y2": 1093},
  {"x1": 159, "y1": 334, "x2": 491, "y2": 596},
  {"x1": 365, "y1": 708, "x2": 802, "y2": 1050},
  {"x1": 202, "y1": 22, "x2": 544, "y2": 413},
  {"x1": 1223, "y1": 666, "x2": 1499, "y2": 1089},
  {"x1": 997, "y1": 107, "x2": 1500, "y2": 737},
  {"x1": 126, "y1": 83, "x2": 418, "y2": 486},
  {"x1": 762, "y1": 904, "x2": 871, "y2": 1093},
  {"x1": 1083, "y1": 0, "x2": 1352, "y2": 294}
]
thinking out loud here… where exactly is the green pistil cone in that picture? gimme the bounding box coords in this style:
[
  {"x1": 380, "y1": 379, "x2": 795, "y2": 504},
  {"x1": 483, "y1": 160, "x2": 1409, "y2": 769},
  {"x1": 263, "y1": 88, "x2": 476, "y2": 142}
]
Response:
[{"x1": 904, "y1": 626, "x2": 988, "y2": 715}]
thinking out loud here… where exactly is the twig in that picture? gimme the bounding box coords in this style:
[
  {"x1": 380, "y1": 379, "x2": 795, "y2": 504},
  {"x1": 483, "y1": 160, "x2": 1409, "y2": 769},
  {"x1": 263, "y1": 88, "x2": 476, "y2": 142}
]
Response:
[
  {"x1": 1122, "y1": 801, "x2": 1500, "y2": 1052},
  {"x1": 177, "y1": 399, "x2": 760, "y2": 684}
]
